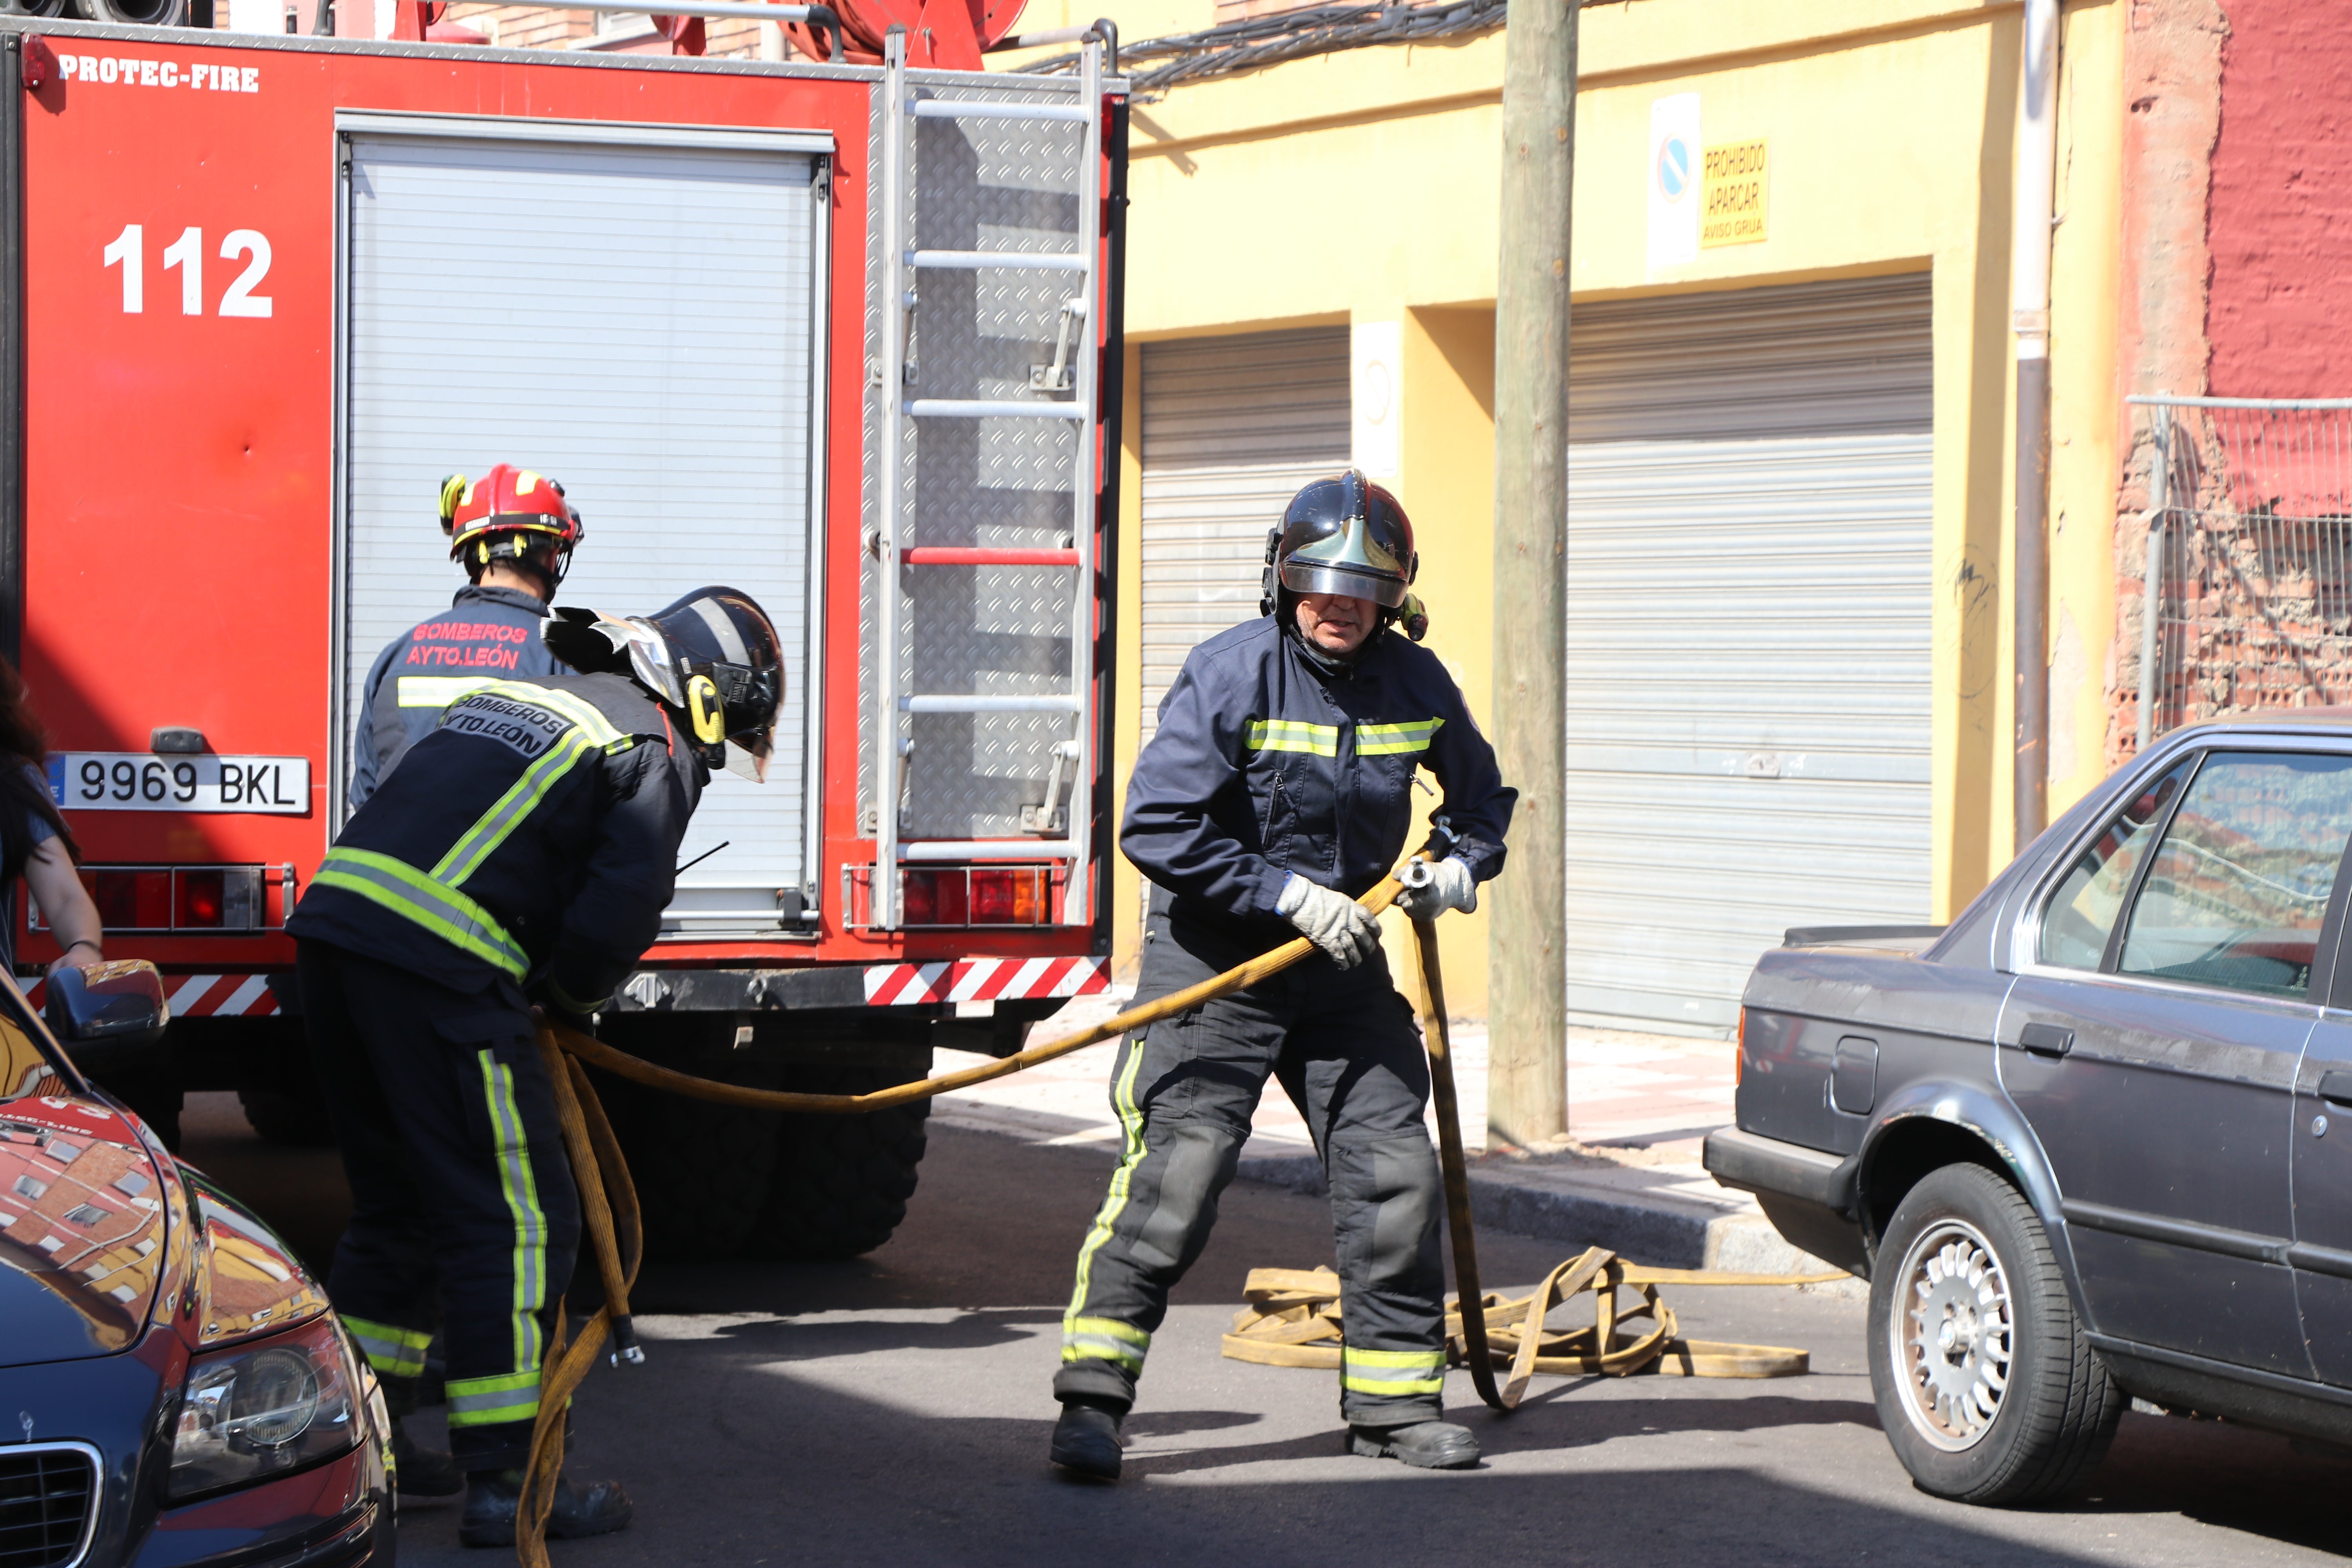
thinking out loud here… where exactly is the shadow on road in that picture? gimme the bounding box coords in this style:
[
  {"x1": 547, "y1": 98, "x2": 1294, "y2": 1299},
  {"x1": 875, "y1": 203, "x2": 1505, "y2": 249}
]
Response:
[{"x1": 175, "y1": 1093, "x2": 2352, "y2": 1564}]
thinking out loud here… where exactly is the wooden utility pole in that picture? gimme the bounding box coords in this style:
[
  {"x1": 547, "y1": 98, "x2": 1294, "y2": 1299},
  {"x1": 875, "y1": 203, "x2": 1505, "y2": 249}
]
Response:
[{"x1": 1486, "y1": 0, "x2": 1573, "y2": 1149}]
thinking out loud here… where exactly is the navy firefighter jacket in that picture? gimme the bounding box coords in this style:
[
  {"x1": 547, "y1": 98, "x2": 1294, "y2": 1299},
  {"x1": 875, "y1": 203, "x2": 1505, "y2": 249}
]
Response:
[
  {"x1": 290, "y1": 673, "x2": 704, "y2": 1015},
  {"x1": 348, "y1": 584, "x2": 570, "y2": 811},
  {"x1": 1124, "y1": 615, "x2": 1516, "y2": 936}
]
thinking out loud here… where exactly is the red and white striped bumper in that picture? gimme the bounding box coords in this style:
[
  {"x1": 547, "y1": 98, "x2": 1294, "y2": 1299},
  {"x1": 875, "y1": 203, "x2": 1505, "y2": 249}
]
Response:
[
  {"x1": 23, "y1": 973, "x2": 283, "y2": 1017},
  {"x1": 862, "y1": 955, "x2": 1109, "y2": 1007}
]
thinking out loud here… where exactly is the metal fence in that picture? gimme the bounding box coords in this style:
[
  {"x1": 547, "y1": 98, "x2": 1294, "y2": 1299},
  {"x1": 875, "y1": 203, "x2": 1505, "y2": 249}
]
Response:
[{"x1": 2130, "y1": 394, "x2": 2352, "y2": 747}]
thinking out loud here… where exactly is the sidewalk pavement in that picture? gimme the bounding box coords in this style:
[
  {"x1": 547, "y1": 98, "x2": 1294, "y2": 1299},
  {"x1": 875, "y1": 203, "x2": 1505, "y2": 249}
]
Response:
[{"x1": 928, "y1": 987, "x2": 1855, "y2": 1287}]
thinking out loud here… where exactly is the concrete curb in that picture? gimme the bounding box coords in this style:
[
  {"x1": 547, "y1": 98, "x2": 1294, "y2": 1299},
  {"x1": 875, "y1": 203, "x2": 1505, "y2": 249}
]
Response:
[{"x1": 1234, "y1": 1151, "x2": 1865, "y2": 1296}]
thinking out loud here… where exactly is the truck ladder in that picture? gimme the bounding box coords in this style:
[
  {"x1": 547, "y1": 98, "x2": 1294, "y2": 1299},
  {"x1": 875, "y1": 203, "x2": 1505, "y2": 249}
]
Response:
[{"x1": 869, "y1": 32, "x2": 1108, "y2": 930}]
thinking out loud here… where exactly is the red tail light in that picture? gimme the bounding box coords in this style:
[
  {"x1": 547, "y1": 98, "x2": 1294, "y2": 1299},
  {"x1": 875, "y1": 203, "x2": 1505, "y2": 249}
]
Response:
[
  {"x1": 176, "y1": 869, "x2": 224, "y2": 928},
  {"x1": 91, "y1": 870, "x2": 171, "y2": 930},
  {"x1": 896, "y1": 867, "x2": 1051, "y2": 926},
  {"x1": 74, "y1": 866, "x2": 266, "y2": 932}
]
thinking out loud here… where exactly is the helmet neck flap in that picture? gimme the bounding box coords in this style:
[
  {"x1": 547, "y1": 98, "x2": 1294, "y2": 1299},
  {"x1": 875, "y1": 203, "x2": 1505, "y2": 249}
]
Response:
[{"x1": 542, "y1": 587, "x2": 786, "y2": 781}]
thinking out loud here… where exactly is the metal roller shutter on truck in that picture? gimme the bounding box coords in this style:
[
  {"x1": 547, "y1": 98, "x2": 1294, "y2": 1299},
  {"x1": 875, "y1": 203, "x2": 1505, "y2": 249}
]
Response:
[
  {"x1": 1138, "y1": 328, "x2": 1351, "y2": 744},
  {"x1": 1566, "y1": 272, "x2": 1934, "y2": 1033},
  {"x1": 339, "y1": 122, "x2": 827, "y2": 938}
]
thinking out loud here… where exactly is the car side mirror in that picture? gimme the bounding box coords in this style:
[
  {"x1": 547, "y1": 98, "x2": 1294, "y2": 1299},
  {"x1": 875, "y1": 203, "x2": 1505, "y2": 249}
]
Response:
[{"x1": 44, "y1": 959, "x2": 171, "y2": 1049}]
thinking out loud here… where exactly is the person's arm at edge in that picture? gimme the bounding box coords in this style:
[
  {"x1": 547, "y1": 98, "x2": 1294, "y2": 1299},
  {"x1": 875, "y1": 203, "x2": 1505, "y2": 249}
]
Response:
[
  {"x1": 1423, "y1": 665, "x2": 1516, "y2": 884},
  {"x1": 347, "y1": 639, "x2": 401, "y2": 813},
  {"x1": 26, "y1": 838, "x2": 102, "y2": 976},
  {"x1": 1117, "y1": 653, "x2": 1289, "y2": 920},
  {"x1": 542, "y1": 743, "x2": 695, "y2": 1022}
]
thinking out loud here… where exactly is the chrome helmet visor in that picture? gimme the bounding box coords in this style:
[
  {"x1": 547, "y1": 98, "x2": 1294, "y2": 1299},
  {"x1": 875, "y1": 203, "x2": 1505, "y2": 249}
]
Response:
[{"x1": 1278, "y1": 559, "x2": 1410, "y2": 608}]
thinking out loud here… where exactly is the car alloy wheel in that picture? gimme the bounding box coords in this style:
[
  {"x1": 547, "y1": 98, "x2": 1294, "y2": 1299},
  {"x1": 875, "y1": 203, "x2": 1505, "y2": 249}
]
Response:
[
  {"x1": 1889, "y1": 1218, "x2": 2014, "y2": 1452},
  {"x1": 1866, "y1": 1161, "x2": 2123, "y2": 1504}
]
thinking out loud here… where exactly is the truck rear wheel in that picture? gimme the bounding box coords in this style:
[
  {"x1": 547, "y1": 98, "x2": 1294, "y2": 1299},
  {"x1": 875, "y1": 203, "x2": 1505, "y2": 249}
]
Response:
[
  {"x1": 592, "y1": 1016, "x2": 784, "y2": 1261},
  {"x1": 753, "y1": 1064, "x2": 931, "y2": 1261},
  {"x1": 238, "y1": 1085, "x2": 340, "y2": 1148}
]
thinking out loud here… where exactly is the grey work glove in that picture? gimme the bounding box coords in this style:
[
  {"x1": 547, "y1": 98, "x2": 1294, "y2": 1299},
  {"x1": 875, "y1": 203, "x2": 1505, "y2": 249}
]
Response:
[
  {"x1": 1395, "y1": 856, "x2": 1479, "y2": 920},
  {"x1": 1277, "y1": 873, "x2": 1381, "y2": 970}
]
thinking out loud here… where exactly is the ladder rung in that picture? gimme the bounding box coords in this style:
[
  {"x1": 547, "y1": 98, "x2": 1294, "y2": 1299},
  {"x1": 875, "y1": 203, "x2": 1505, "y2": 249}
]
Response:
[
  {"x1": 910, "y1": 100, "x2": 1092, "y2": 123},
  {"x1": 900, "y1": 840, "x2": 1082, "y2": 862},
  {"x1": 902, "y1": 547, "x2": 1079, "y2": 566},
  {"x1": 901, "y1": 694, "x2": 1082, "y2": 713},
  {"x1": 907, "y1": 249, "x2": 1088, "y2": 271},
  {"x1": 907, "y1": 399, "x2": 1087, "y2": 421}
]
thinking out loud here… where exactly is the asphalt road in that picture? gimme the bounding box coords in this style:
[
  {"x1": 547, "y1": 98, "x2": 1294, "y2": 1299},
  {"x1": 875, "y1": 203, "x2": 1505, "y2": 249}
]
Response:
[{"x1": 180, "y1": 1094, "x2": 2351, "y2": 1567}]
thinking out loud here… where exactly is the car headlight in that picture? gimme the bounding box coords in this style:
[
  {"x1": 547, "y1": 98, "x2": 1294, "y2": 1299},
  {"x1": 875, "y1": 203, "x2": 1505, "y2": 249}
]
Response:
[{"x1": 168, "y1": 1314, "x2": 361, "y2": 1499}]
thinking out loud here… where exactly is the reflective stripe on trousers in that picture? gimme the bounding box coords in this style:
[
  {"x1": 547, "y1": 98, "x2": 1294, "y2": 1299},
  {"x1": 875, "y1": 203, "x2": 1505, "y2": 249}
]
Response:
[
  {"x1": 446, "y1": 1369, "x2": 542, "y2": 1429},
  {"x1": 1340, "y1": 1346, "x2": 1447, "y2": 1397},
  {"x1": 1062, "y1": 1316, "x2": 1151, "y2": 1371},
  {"x1": 342, "y1": 1313, "x2": 433, "y2": 1378}
]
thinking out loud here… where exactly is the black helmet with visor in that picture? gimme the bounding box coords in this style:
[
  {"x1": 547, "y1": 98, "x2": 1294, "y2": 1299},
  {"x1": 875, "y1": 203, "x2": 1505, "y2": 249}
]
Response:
[
  {"x1": 543, "y1": 587, "x2": 785, "y2": 781},
  {"x1": 1260, "y1": 469, "x2": 1421, "y2": 630}
]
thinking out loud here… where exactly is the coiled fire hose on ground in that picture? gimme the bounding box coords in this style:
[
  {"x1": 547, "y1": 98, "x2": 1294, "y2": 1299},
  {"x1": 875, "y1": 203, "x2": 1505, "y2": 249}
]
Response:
[{"x1": 511, "y1": 857, "x2": 1837, "y2": 1564}]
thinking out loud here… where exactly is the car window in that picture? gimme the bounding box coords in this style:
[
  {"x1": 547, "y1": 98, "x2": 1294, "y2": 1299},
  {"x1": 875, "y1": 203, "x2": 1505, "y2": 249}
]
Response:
[
  {"x1": 2116, "y1": 751, "x2": 2352, "y2": 998},
  {"x1": 2039, "y1": 758, "x2": 2195, "y2": 969}
]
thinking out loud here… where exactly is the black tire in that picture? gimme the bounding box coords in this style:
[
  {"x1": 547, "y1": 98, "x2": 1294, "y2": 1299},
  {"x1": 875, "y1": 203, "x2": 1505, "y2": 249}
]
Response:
[
  {"x1": 238, "y1": 1085, "x2": 339, "y2": 1147},
  {"x1": 595, "y1": 1021, "x2": 784, "y2": 1261},
  {"x1": 1868, "y1": 1162, "x2": 2123, "y2": 1504},
  {"x1": 72, "y1": 0, "x2": 189, "y2": 24},
  {"x1": 751, "y1": 1064, "x2": 930, "y2": 1260}
]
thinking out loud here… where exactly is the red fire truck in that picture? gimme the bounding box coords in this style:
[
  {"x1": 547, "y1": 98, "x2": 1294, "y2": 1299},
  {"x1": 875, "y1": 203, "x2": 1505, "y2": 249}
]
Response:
[{"x1": 2, "y1": 15, "x2": 1127, "y2": 1258}]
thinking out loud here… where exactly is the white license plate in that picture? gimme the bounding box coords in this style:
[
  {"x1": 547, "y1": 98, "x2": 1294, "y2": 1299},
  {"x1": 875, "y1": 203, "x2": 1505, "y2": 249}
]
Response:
[{"x1": 51, "y1": 753, "x2": 312, "y2": 814}]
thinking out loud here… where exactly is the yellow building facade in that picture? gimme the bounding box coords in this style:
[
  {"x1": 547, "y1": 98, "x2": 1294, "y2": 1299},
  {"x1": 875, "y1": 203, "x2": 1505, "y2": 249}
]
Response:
[{"x1": 995, "y1": 0, "x2": 2126, "y2": 1029}]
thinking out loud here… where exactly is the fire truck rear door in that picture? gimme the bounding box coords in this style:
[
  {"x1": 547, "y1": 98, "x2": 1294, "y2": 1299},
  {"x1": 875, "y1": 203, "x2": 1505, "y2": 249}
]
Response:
[{"x1": 335, "y1": 118, "x2": 830, "y2": 938}]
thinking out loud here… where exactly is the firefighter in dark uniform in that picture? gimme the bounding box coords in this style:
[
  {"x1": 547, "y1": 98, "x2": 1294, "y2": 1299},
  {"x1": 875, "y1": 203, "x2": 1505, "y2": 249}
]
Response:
[
  {"x1": 348, "y1": 463, "x2": 586, "y2": 810},
  {"x1": 289, "y1": 588, "x2": 784, "y2": 1546},
  {"x1": 1049, "y1": 471, "x2": 1515, "y2": 1480}
]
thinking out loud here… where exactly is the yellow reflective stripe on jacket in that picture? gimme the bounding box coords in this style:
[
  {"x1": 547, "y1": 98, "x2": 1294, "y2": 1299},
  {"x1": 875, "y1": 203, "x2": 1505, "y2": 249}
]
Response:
[
  {"x1": 312, "y1": 847, "x2": 530, "y2": 979},
  {"x1": 1245, "y1": 719, "x2": 1340, "y2": 757},
  {"x1": 431, "y1": 726, "x2": 601, "y2": 887},
  {"x1": 395, "y1": 675, "x2": 499, "y2": 710},
  {"x1": 1339, "y1": 1346, "x2": 1447, "y2": 1396},
  {"x1": 1357, "y1": 718, "x2": 1445, "y2": 756},
  {"x1": 463, "y1": 680, "x2": 627, "y2": 748}
]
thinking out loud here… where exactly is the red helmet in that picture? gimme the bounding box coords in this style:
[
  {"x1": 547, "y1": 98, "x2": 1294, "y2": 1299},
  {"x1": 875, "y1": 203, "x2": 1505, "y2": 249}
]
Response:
[{"x1": 439, "y1": 463, "x2": 585, "y2": 585}]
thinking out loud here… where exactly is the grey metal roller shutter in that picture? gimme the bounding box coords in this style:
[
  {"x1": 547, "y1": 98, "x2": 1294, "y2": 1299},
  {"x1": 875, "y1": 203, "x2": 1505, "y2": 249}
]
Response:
[
  {"x1": 1138, "y1": 329, "x2": 1350, "y2": 741},
  {"x1": 342, "y1": 129, "x2": 822, "y2": 934},
  {"x1": 1567, "y1": 273, "x2": 1934, "y2": 1032}
]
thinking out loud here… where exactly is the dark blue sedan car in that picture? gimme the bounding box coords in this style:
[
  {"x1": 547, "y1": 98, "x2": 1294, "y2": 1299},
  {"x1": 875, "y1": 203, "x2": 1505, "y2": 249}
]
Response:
[{"x1": 0, "y1": 962, "x2": 392, "y2": 1567}]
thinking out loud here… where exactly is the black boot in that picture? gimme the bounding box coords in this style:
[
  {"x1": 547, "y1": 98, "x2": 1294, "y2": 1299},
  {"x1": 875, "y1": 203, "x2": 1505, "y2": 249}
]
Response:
[
  {"x1": 392, "y1": 1423, "x2": 465, "y2": 1499},
  {"x1": 459, "y1": 1468, "x2": 633, "y2": 1548},
  {"x1": 1048, "y1": 1401, "x2": 1125, "y2": 1481},
  {"x1": 1347, "y1": 1419, "x2": 1480, "y2": 1470}
]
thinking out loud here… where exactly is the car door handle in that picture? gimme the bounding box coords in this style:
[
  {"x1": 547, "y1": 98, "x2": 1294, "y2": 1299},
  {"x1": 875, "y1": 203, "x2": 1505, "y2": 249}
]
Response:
[
  {"x1": 2019, "y1": 1022, "x2": 2075, "y2": 1058},
  {"x1": 2319, "y1": 1070, "x2": 2352, "y2": 1108}
]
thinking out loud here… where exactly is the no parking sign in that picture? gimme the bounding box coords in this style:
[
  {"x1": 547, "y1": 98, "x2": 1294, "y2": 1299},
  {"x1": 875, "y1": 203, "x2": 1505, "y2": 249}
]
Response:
[{"x1": 1648, "y1": 94, "x2": 1702, "y2": 272}]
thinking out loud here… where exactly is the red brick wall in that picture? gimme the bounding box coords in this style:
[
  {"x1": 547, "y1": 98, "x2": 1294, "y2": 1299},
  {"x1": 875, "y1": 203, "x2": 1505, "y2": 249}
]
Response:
[{"x1": 2205, "y1": 0, "x2": 2352, "y2": 398}]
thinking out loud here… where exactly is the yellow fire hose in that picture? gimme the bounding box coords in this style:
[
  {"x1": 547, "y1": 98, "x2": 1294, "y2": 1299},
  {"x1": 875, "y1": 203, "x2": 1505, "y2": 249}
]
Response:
[{"x1": 509, "y1": 860, "x2": 1838, "y2": 1562}]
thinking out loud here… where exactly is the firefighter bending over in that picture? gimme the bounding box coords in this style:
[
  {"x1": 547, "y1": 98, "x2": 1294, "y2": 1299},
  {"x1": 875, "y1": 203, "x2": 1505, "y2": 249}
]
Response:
[
  {"x1": 1050, "y1": 471, "x2": 1516, "y2": 1480},
  {"x1": 287, "y1": 588, "x2": 784, "y2": 1546},
  {"x1": 347, "y1": 463, "x2": 586, "y2": 810}
]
